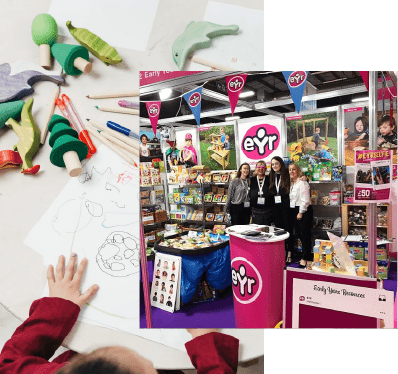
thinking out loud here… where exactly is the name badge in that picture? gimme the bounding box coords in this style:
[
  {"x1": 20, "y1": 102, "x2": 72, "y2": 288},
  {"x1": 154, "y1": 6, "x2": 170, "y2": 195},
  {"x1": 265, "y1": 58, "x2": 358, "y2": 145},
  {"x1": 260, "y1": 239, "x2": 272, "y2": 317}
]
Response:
[
  {"x1": 257, "y1": 197, "x2": 265, "y2": 205},
  {"x1": 290, "y1": 200, "x2": 295, "y2": 208},
  {"x1": 275, "y1": 196, "x2": 282, "y2": 204},
  {"x1": 244, "y1": 201, "x2": 250, "y2": 208}
]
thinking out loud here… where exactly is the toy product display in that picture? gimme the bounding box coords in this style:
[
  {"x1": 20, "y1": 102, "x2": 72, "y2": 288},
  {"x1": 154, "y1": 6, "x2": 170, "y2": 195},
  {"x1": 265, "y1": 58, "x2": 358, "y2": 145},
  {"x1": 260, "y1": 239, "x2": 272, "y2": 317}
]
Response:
[
  {"x1": 5, "y1": 98, "x2": 41, "y2": 174},
  {"x1": 0, "y1": 100, "x2": 24, "y2": 129},
  {"x1": 172, "y1": 21, "x2": 239, "y2": 70},
  {"x1": 0, "y1": 62, "x2": 65, "y2": 103},
  {"x1": 66, "y1": 21, "x2": 122, "y2": 66},
  {"x1": 48, "y1": 114, "x2": 89, "y2": 177},
  {"x1": 31, "y1": 13, "x2": 58, "y2": 69},
  {"x1": 51, "y1": 43, "x2": 92, "y2": 75}
]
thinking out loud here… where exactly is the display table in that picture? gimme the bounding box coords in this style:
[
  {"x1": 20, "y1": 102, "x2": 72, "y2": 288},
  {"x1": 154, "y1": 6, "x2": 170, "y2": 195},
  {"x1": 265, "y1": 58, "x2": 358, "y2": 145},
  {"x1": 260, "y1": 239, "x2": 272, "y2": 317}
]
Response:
[
  {"x1": 155, "y1": 232, "x2": 232, "y2": 304},
  {"x1": 228, "y1": 225, "x2": 289, "y2": 328}
]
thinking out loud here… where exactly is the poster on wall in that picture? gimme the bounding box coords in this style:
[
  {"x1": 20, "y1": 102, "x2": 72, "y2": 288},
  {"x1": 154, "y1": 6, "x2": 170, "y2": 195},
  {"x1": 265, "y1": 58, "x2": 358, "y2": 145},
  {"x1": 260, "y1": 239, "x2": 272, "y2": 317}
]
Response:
[
  {"x1": 139, "y1": 128, "x2": 163, "y2": 164},
  {"x1": 286, "y1": 111, "x2": 338, "y2": 177},
  {"x1": 344, "y1": 107, "x2": 369, "y2": 166},
  {"x1": 354, "y1": 149, "x2": 392, "y2": 203},
  {"x1": 198, "y1": 124, "x2": 237, "y2": 171},
  {"x1": 344, "y1": 107, "x2": 397, "y2": 166},
  {"x1": 164, "y1": 128, "x2": 199, "y2": 172},
  {"x1": 238, "y1": 118, "x2": 283, "y2": 169}
]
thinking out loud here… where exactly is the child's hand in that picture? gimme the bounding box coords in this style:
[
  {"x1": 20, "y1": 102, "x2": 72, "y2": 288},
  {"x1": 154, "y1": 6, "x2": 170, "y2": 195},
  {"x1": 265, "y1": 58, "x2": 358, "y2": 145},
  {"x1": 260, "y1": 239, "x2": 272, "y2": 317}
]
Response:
[
  {"x1": 377, "y1": 137, "x2": 384, "y2": 145},
  {"x1": 47, "y1": 254, "x2": 99, "y2": 308},
  {"x1": 187, "y1": 328, "x2": 219, "y2": 339}
]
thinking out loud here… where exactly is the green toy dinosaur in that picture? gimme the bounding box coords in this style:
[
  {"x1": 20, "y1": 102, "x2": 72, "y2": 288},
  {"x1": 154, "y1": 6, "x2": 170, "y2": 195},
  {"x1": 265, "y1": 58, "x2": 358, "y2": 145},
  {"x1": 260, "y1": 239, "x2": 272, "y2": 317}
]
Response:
[
  {"x1": 172, "y1": 21, "x2": 239, "y2": 70},
  {"x1": 6, "y1": 98, "x2": 41, "y2": 174}
]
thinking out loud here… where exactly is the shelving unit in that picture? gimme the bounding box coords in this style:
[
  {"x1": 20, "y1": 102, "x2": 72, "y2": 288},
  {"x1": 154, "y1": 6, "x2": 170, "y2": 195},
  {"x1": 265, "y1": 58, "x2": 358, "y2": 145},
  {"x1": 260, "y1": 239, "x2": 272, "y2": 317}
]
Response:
[
  {"x1": 309, "y1": 180, "x2": 343, "y2": 240},
  {"x1": 342, "y1": 203, "x2": 392, "y2": 239}
]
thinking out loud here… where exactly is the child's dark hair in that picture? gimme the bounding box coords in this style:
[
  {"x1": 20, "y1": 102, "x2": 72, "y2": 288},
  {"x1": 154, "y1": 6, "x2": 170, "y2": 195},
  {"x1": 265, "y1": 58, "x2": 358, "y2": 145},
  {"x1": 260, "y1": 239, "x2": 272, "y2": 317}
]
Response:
[
  {"x1": 140, "y1": 134, "x2": 149, "y2": 142},
  {"x1": 354, "y1": 117, "x2": 368, "y2": 131},
  {"x1": 57, "y1": 357, "x2": 131, "y2": 374},
  {"x1": 378, "y1": 115, "x2": 396, "y2": 129}
]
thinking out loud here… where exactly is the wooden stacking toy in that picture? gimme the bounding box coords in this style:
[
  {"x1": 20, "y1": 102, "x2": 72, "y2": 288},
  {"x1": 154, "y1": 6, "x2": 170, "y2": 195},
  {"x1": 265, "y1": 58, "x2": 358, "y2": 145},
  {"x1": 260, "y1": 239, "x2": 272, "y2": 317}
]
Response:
[
  {"x1": 48, "y1": 114, "x2": 89, "y2": 177},
  {"x1": 31, "y1": 14, "x2": 58, "y2": 69},
  {"x1": 51, "y1": 43, "x2": 92, "y2": 75},
  {"x1": 5, "y1": 98, "x2": 41, "y2": 174},
  {"x1": 0, "y1": 100, "x2": 24, "y2": 129}
]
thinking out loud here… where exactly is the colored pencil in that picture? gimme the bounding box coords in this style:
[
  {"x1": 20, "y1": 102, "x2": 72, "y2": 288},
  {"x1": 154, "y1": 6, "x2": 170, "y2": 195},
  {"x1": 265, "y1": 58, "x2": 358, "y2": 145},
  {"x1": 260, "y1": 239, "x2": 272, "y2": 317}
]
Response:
[
  {"x1": 40, "y1": 85, "x2": 60, "y2": 144},
  {"x1": 191, "y1": 56, "x2": 234, "y2": 71},
  {"x1": 95, "y1": 106, "x2": 139, "y2": 115},
  {"x1": 97, "y1": 129, "x2": 139, "y2": 157},
  {"x1": 85, "y1": 123, "x2": 137, "y2": 166},
  {"x1": 118, "y1": 100, "x2": 139, "y2": 109},
  {"x1": 86, "y1": 90, "x2": 139, "y2": 99},
  {"x1": 87, "y1": 119, "x2": 138, "y2": 149}
]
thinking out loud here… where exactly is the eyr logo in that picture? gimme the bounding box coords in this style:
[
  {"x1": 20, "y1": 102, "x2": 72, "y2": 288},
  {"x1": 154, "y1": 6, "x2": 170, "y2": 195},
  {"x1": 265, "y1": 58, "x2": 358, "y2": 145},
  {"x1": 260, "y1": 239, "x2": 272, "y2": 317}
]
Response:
[
  {"x1": 231, "y1": 257, "x2": 262, "y2": 304},
  {"x1": 228, "y1": 76, "x2": 244, "y2": 92},
  {"x1": 241, "y1": 124, "x2": 280, "y2": 160},
  {"x1": 288, "y1": 71, "x2": 307, "y2": 87},
  {"x1": 148, "y1": 104, "x2": 159, "y2": 117},
  {"x1": 232, "y1": 265, "x2": 257, "y2": 296},
  {"x1": 189, "y1": 92, "x2": 201, "y2": 107}
]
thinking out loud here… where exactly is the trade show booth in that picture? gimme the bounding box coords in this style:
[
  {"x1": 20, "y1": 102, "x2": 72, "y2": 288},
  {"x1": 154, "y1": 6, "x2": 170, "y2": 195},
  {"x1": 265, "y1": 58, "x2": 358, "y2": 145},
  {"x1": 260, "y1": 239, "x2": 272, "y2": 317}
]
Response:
[{"x1": 139, "y1": 71, "x2": 397, "y2": 328}]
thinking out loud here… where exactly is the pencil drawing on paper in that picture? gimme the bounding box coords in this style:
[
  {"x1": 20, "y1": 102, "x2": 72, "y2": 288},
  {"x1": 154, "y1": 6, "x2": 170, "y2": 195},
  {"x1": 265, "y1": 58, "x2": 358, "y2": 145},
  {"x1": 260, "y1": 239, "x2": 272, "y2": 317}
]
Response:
[{"x1": 96, "y1": 231, "x2": 139, "y2": 277}]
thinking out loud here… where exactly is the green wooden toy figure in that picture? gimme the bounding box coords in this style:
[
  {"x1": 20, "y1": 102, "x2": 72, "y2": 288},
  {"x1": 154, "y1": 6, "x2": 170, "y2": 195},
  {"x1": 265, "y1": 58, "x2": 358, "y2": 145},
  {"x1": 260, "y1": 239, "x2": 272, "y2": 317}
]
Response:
[
  {"x1": 5, "y1": 98, "x2": 41, "y2": 174},
  {"x1": 51, "y1": 43, "x2": 92, "y2": 76},
  {"x1": 66, "y1": 21, "x2": 122, "y2": 66},
  {"x1": 172, "y1": 21, "x2": 239, "y2": 70},
  {"x1": 0, "y1": 101, "x2": 24, "y2": 129},
  {"x1": 48, "y1": 114, "x2": 89, "y2": 177},
  {"x1": 31, "y1": 13, "x2": 58, "y2": 69}
]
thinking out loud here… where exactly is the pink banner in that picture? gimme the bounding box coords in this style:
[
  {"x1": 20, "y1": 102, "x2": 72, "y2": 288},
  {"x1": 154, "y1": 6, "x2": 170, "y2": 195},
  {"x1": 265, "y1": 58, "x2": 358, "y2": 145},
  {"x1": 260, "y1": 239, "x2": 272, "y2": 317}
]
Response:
[
  {"x1": 140, "y1": 71, "x2": 200, "y2": 86},
  {"x1": 354, "y1": 150, "x2": 392, "y2": 203},
  {"x1": 359, "y1": 71, "x2": 369, "y2": 91},
  {"x1": 226, "y1": 74, "x2": 248, "y2": 115},
  {"x1": 355, "y1": 150, "x2": 392, "y2": 164},
  {"x1": 286, "y1": 115, "x2": 303, "y2": 121},
  {"x1": 344, "y1": 107, "x2": 363, "y2": 113},
  {"x1": 145, "y1": 101, "x2": 161, "y2": 135}
]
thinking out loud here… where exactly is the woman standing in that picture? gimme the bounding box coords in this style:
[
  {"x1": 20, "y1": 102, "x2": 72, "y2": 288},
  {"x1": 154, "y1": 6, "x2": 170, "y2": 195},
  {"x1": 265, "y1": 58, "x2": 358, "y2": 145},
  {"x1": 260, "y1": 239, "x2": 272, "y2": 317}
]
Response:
[
  {"x1": 225, "y1": 163, "x2": 251, "y2": 226},
  {"x1": 289, "y1": 163, "x2": 313, "y2": 268},
  {"x1": 269, "y1": 156, "x2": 293, "y2": 262},
  {"x1": 249, "y1": 160, "x2": 273, "y2": 225}
]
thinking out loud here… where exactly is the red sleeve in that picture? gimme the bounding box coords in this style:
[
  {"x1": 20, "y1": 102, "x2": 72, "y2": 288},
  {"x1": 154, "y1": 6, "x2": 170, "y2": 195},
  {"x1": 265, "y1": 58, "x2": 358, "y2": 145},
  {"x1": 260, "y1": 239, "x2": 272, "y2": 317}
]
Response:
[
  {"x1": 0, "y1": 297, "x2": 80, "y2": 374},
  {"x1": 185, "y1": 332, "x2": 239, "y2": 374}
]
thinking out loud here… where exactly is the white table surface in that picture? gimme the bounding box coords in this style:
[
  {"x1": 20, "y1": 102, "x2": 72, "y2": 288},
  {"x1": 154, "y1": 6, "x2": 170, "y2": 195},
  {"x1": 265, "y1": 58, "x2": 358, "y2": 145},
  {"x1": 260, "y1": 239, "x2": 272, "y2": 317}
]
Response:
[{"x1": 0, "y1": 0, "x2": 264, "y2": 370}]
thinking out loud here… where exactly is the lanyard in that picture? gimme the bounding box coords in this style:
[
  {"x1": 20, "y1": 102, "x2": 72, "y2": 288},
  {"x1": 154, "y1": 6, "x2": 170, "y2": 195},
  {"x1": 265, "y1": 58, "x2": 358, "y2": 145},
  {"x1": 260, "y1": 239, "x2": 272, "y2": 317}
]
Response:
[
  {"x1": 240, "y1": 178, "x2": 249, "y2": 199},
  {"x1": 257, "y1": 176, "x2": 265, "y2": 196},
  {"x1": 275, "y1": 175, "x2": 281, "y2": 195}
]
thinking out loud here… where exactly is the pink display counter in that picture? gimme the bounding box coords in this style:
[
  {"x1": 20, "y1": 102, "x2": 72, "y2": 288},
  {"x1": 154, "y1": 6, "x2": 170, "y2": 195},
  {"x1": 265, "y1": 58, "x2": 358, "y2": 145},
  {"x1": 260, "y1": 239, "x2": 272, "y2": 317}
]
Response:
[{"x1": 228, "y1": 226, "x2": 289, "y2": 328}]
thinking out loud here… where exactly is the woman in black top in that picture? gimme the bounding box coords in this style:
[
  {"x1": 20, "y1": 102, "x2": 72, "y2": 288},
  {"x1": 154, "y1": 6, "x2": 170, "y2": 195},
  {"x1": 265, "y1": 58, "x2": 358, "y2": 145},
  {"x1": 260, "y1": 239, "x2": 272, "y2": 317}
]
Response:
[
  {"x1": 269, "y1": 156, "x2": 293, "y2": 262},
  {"x1": 249, "y1": 160, "x2": 274, "y2": 225}
]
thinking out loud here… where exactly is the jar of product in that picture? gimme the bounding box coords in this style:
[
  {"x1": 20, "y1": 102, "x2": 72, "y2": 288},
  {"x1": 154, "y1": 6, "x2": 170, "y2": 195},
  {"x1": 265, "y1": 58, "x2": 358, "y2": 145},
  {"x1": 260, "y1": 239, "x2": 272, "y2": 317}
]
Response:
[{"x1": 329, "y1": 190, "x2": 341, "y2": 206}]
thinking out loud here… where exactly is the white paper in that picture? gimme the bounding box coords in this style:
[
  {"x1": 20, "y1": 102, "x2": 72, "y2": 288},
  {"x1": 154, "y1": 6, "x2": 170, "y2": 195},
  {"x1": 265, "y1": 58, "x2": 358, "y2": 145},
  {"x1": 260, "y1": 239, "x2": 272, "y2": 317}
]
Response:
[
  {"x1": 189, "y1": 2, "x2": 264, "y2": 71},
  {"x1": 48, "y1": 0, "x2": 160, "y2": 51},
  {"x1": 24, "y1": 146, "x2": 190, "y2": 351}
]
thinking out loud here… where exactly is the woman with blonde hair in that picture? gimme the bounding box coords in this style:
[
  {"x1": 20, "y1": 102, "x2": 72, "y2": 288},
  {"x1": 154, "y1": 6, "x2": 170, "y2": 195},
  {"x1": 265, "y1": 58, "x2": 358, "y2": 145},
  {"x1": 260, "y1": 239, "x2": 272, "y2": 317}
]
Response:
[{"x1": 288, "y1": 163, "x2": 313, "y2": 268}]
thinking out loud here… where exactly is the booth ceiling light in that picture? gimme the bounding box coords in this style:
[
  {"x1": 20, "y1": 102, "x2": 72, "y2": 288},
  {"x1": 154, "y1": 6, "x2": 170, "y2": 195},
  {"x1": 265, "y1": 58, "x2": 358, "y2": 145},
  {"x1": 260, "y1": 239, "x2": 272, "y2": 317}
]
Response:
[
  {"x1": 352, "y1": 97, "x2": 369, "y2": 102},
  {"x1": 159, "y1": 88, "x2": 172, "y2": 100},
  {"x1": 239, "y1": 90, "x2": 255, "y2": 98},
  {"x1": 225, "y1": 116, "x2": 240, "y2": 120}
]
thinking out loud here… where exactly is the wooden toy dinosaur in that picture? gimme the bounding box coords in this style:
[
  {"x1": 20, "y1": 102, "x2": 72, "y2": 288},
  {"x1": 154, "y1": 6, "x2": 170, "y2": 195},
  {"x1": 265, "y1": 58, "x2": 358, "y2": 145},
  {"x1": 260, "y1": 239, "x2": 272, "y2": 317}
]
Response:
[
  {"x1": 66, "y1": 21, "x2": 122, "y2": 66},
  {"x1": 5, "y1": 98, "x2": 41, "y2": 174},
  {"x1": 172, "y1": 21, "x2": 239, "y2": 70},
  {"x1": 0, "y1": 61, "x2": 64, "y2": 103}
]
